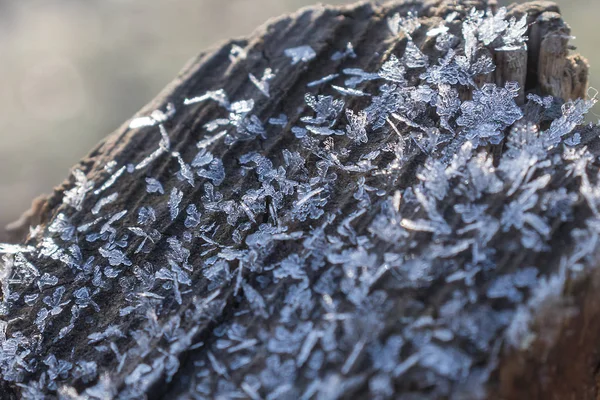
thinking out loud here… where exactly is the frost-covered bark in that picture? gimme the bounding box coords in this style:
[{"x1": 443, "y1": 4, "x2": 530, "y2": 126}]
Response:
[{"x1": 0, "y1": 1, "x2": 598, "y2": 399}]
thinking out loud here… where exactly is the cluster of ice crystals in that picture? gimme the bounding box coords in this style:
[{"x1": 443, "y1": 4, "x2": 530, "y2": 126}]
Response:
[
  {"x1": 1, "y1": 3, "x2": 599, "y2": 400},
  {"x1": 457, "y1": 82, "x2": 523, "y2": 145}
]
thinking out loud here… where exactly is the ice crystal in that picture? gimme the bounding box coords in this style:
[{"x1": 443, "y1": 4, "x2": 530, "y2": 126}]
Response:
[
  {"x1": 457, "y1": 82, "x2": 523, "y2": 145},
  {"x1": 91, "y1": 193, "x2": 118, "y2": 215},
  {"x1": 435, "y1": 32, "x2": 459, "y2": 52},
  {"x1": 387, "y1": 12, "x2": 421, "y2": 36},
  {"x1": 527, "y1": 93, "x2": 553, "y2": 108},
  {"x1": 284, "y1": 45, "x2": 316, "y2": 65},
  {"x1": 307, "y1": 74, "x2": 339, "y2": 88},
  {"x1": 331, "y1": 85, "x2": 370, "y2": 97},
  {"x1": 129, "y1": 103, "x2": 176, "y2": 128},
  {"x1": 38, "y1": 273, "x2": 59, "y2": 291},
  {"x1": 498, "y1": 15, "x2": 529, "y2": 51},
  {"x1": 145, "y1": 177, "x2": 165, "y2": 194},
  {"x1": 169, "y1": 188, "x2": 184, "y2": 221},
  {"x1": 268, "y1": 114, "x2": 289, "y2": 126},
  {"x1": 72, "y1": 361, "x2": 98, "y2": 384},
  {"x1": 402, "y1": 40, "x2": 429, "y2": 68},
  {"x1": 487, "y1": 267, "x2": 538, "y2": 302},
  {"x1": 44, "y1": 355, "x2": 72, "y2": 382},
  {"x1": 379, "y1": 55, "x2": 406, "y2": 84},
  {"x1": 301, "y1": 94, "x2": 344, "y2": 127},
  {"x1": 99, "y1": 246, "x2": 132, "y2": 267},
  {"x1": 242, "y1": 282, "x2": 268, "y2": 318},
  {"x1": 174, "y1": 152, "x2": 195, "y2": 187},
  {"x1": 478, "y1": 8, "x2": 509, "y2": 46},
  {"x1": 185, "y1": 90, "x2": 230, "y2": 110},
  {"x1": 48, "y1": 214, "x2": 76, "y2": 242},
  {"x1": 129, "y1": 227, "x2": 160, "y2": 254},
  {"x1": 249, "y1": 68, "x2": 275, "y2": 98},
  {"x1": 138, "y1": 206, "x2": 157, "y2": 226},
  {"x1": 292, "y1": 185, "x2": 328, "y2": 221},
  {"x1": 94, "y1": 166, "x2": 126, "y2": 196},
  {"x1": 306, "y1": 125, "x2": 344, "y2": 136},
  {"x1": 87, "y1": 325, "x2": 125, "y2": 344},
  {"x1": 364, "y1": 84, "x2": 406, "y2": 129},
  {"x1": 543, "y1": 98, "x2": 595, "y2": 148},
  {"x1": 419, "y1": 50, "x2": 462, "y2": 86},
  {"x1": 223, "y1": 103, "x2": 266, "y2": 145},
  {"x1": 184, "y1": 205, "x2": 202, "y2": 229},
  {"x1": 331, "y1": 42, "x2": 356, "y2": 61},
  {"x1": 345, "y1": 110, "x2": 368, "y2": 144},
  {"x1": 156, "y1": 264, "x2": 191, "y2": 305},
  {"x1": 435, "y1": 83, "x2": 461, "y2": 132},
  {"x1": 63, "y1": 169, "x2": 94, "y2": 211},
  {"x1": 343, "y1": 68, "x2": 380, "y2": 88}
]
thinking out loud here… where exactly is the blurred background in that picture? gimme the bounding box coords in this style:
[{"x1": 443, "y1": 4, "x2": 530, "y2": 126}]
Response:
[{"x1": 0, "y1": 0, "x2": 596, "y2": 242}]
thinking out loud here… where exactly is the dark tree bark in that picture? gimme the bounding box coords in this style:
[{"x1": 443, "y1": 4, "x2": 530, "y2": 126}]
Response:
[{"x1": 0, "y1": 1, "x2": 598, "y2": 399}]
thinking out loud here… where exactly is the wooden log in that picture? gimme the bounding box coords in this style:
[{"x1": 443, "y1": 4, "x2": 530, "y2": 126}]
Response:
[{"x1": 0, "y1": 1, "x2": 597, "y2": 399}]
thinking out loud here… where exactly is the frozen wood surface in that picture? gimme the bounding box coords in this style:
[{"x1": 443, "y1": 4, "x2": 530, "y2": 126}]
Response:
[{"x1": 1, "y1": 0, "x2": 599, "y2": 399}]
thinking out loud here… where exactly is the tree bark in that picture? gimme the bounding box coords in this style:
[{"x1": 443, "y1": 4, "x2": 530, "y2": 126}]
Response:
[{"x1": 0, "y1": 1, "x2": 598, "y2": 399}]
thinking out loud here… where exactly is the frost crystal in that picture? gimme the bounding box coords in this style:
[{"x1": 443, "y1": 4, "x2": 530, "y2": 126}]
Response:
[
  {"x1": 129, "y1": 103, "x2": 176, "y2": 128},
  {"x1": 174, "y1": 153, "x2": 195, "y2": 187},
  {"x1": 284, "y1": 46, "x2": 316, "y2": 65},
  {"x1": 99, "y1": 246, "x2": 132, "y2": 267},
  {"x1": 145, "y1": 177, "x2": 165, "y2": 194},
  {"x1": 543, "y1": 98, "x2": 595, "y2": 148},
  {"x1": 302, "y1": 94, "x2": 344, "y2": 127},
  {"x1": 184, "y1": 89, "x2": 230, "y2": 108},
  {"x1": 379, "y1": 55, "x2": 406, "y2": 84},
  {"x1": 63, "y1": 170, "x2": 94, "y2": 211},
  {"x1": 92, "y1": 193, "x2": 118, "y2": 215},
  {"x1": 242, "y1": 282, "x2": 268, "y2": 318},
  {"x1": 331, "y1": 42, "x2": 356, "y2": 61},
  {"x1": 185, "y1": 205, "x2": 201, "y2": 229},
  {"x1": 343, "y1": 68, "x2": 380, "y2": 88},
  {"x1": 332, "y1": 85, "x2": 370, "y2": 97},
  {"x1": 307, "y1": 74, "x2": 339, "y2": 88},
  {"x1": 387, "y1": 12, "x2": 421, "y2": 36},
  {"x1": 345, "y1": 110, "x2": 368, "y2": 144},
  {"x1": 249, "y1": 68, "x2": 276, "y2": 98},
  {"x1": 478, "y1": 8, "x2": 509, "y2": 46},
  {"x1": 169, "y1": 188, "x2": 184, "y2": 221},
  {"x1": 457, "y1": 82, "x2": 523, "y2": 145},
  {"x1": 402, "y1": 40, "x2": 429, "y2": 68},
  {"x1": 94, "y1": 166, "x2": 126, "y2": 195},
  {"x1": 498, "y1": 15, "x2": 529, "y2": 51}
]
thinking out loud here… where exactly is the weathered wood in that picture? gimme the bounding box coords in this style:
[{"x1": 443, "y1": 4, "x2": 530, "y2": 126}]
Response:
[{"x1": 0, "y1": 1, "x2": 598, "y2": 399}]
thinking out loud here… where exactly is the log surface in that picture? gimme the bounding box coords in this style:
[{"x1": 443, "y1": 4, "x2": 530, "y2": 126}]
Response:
[{"x1": 0, "y1": 1, "x2": 598, "y2": 399}]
